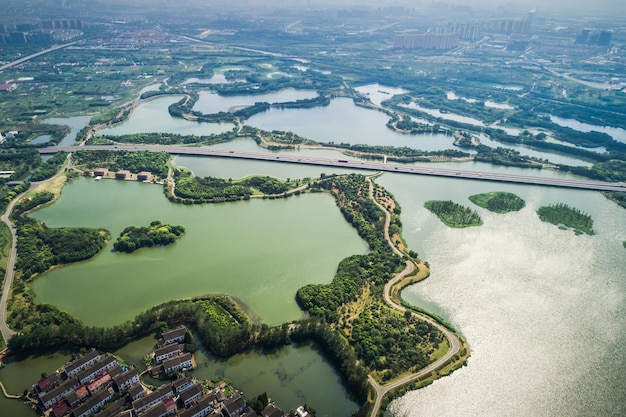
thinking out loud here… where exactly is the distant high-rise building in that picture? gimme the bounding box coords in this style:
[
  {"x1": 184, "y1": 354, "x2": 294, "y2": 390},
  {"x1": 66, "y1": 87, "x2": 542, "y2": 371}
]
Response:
[
  {"x1": 598, "y1": 31, "x2": 612, "y2": 46},
  {"x1": 394, "y1": 32, "x2": 460, "y2": 50},
  {"x1": 575, "y1": 29, "x2": 590, "y2": 44}
]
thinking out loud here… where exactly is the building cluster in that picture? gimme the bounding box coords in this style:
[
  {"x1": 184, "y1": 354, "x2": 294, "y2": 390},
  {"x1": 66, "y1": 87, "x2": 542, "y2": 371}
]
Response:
[
  {"x1": 575, "y1": 29, "x2": 612, "y2": 46},
  {"x1": 150, "y1": 326, "x2": 194, "y2": 377},
  {"x1": 28, "y1": 325, "x2": 297, "y2": 417},
  {"x1": 93, "y1": 168, "x2": 153, "y2": 182},
  {"x1": 393, "y1": 32, "x2": 460, "y2": 50},
  {"x1": 394, "y1": 10, "x2": 536, "y2": 50},
  {"x1": 0, "y1": 19, "x2": 83, "y2": 44}
]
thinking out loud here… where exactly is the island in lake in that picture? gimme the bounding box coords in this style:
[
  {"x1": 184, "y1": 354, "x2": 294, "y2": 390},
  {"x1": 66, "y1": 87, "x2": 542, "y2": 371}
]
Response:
[
  {"x1": 537, "y1": 203, "x2": 594, "y2": 235},
  {"x1": 424, "y1": 200, "x2": 483, "y2": 228},
  {"x1": 113, "y1": 221, "x2": 185, "y2": 253},
  {"x1": 469, "y1": 192, "x2": 526, "y2": 214}
]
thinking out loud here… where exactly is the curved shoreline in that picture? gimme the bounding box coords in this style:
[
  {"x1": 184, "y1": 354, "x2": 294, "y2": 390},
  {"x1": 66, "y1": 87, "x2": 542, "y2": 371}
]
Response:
[{"x1": 365, "y1": 175, "x2": 467, "y2": 417}]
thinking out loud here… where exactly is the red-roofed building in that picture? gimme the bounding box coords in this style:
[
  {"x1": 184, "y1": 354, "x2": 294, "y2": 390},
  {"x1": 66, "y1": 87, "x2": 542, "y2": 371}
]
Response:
[
  {"x1": 0, "y1": 83, "x2": 16, "y2": 91},
  {"x1": 163, "y1": 396, "x2": 177, "y2": 413},
  {"x1": 51, "y1": 400, "x2": 69, "y2": 417}
]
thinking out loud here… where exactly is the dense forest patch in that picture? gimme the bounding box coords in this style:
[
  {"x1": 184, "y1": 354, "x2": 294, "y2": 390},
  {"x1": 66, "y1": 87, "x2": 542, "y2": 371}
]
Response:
[
  {"x1": 424, "y1": 200, "x2": 483, "y2": 228},
  {"x1": 537, "y1": 203, "x2": 594, "y2": 235},
  {"x1": 469, "y1": 191, "x2": 526, "y2": 213},
  {"x1": 113, "y1": 220, "x2": 185, "y2": 253}
]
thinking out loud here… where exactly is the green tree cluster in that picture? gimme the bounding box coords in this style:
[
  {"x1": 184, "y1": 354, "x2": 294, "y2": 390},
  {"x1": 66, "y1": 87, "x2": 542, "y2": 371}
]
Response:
[
  {"x1": 242, "y1": 176, "x2": 289, "y2": 194},
  {"x1": 29, "y1": 152, "x2": 67, "y2": 182},
  {"x1": 113, "y1": 220, "x2": 185, "y2": 253},
  {"x1": 16, "y1": 218, "x2": 109, "y2": 279},
  {"x1": 469, "y1": 192, "x2": 526, "y2": 213},
  {"x1": 537, "y1": 203, "x2": 594, "y2": 235},
  {"x1": 297, "y1": 174, "x2": 402, "y2": 321},
  {"x1": 351, "y1": 302, "x2": 440, "y2": 376},
  {"x1": 73, "y1": 150, "x2": 169, "y2": 178},
  {"x1": 12, "y1": 191, "x2": 55, "y2": 219},
  {"x1": 174, "y1": 172, "x2": 253, "y2": 201},
  {"x1": 0, "y1": 149, "x2": 40, "y2": 183},
  {"x1": 424, "y1": 200, "x2": 483, "y2": 228},
  {"x1": 8, "y1": 295, "x2": 252, "y2": 357}
]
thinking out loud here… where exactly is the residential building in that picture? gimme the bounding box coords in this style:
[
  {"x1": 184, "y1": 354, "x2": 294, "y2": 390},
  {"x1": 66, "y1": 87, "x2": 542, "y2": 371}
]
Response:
[
  {"x1": 77, "y1": 355, "x2": 118, "y2": 385},
  {"x1": 154, "y1": 344, "x2": 184, "y2": 364},
  {"x1": 137, "y1": 171, "x2": 153, "y2": 181},
  {"x1": 128, "y1": 384, "x2": 145, "y2": 401},
  {"x1": 71, "y1": 388, "x2": 115, "y2": 417},
  {"x1": 179, "y1": 383, "x2": 204, "y2": 407},
  {"x1": 162, "y1": 353, "x2": 193, "y2": 375},
  {"x1": 261, "y1": 404, "x2": 284, "y2": 417},
  {"x1": 172, "y1": 377, "x2": 194, "y2": 394},
  {"x1": 64, "y1": 350, "x2": 101, "y2": 378},
  {"x1": 160, "y1": 326, "x2": 187, "y2": 346},
  {"x1": 132, "y1": 383, "x2": 173, "y2": 414},
  {"x1": 115, "y1": 170, "x2": 131, "y2": 179},
  {"x1": 39, "y1": 377, "x2": 80, "y2": 410},
  {"x1": 112, "y1": 368, "x2": 140, "y2": 392},
  {"x1": 222, "y1": 393, "x2": 246, "y2": 417}
]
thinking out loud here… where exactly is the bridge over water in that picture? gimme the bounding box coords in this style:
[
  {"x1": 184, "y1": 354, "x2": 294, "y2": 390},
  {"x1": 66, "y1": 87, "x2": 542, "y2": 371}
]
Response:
[{"x1": 41, "y1": 145, "x2": 626, "y2": 193}]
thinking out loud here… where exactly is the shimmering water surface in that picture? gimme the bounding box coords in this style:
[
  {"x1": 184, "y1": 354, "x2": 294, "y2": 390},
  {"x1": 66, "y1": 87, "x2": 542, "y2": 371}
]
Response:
[{"x1": 375, "y1": 173, "x2": 626, "y2": 417}]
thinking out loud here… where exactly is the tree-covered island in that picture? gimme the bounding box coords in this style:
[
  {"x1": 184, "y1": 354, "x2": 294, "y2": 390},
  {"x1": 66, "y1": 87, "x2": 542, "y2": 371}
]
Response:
[
  {"x1": 113, "y1": 220, "x2": 185, "y2": 253},
  {"x1": 537, "y1": 203, "x2": 594, "y2": 235},
  {"x1": 424, "y1": 200, "x2": 483, "y2": 228},
  {"x1": 469, "y1": 192, "x2": 526, "y2": 214}
]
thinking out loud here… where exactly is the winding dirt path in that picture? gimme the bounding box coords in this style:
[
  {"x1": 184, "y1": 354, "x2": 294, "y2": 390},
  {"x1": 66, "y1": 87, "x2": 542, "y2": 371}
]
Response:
[{"x1": 365, "y1": 176, "x2": 463, "y2": 417}]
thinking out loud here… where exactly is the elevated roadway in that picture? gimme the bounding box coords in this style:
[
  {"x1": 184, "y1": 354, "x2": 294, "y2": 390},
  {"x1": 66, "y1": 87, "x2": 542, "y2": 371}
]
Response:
[{"x1": 41, "y1": 145, "x2": 626, "y2": 192}]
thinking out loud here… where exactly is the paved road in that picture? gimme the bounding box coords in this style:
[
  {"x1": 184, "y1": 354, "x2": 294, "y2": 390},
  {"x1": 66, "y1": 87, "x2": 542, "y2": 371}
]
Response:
[
  {"x1": 366, "y1": 177, "x2": 462, "y2": 417},
  {"x1": 0, "y1": 41, "x2": 79, "y2": 72},
  {"x1": 40, "y1": 145, "x2": 626, "y2": 192},
  {"x1": 0, "y1": 188, "x2": 31, "y2": 345}
]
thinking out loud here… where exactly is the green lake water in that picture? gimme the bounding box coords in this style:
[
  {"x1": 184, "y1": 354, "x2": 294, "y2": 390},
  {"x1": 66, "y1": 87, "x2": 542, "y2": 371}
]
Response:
[{"x1": 30, "y1": 177, "x2": 367, "y2": 327}]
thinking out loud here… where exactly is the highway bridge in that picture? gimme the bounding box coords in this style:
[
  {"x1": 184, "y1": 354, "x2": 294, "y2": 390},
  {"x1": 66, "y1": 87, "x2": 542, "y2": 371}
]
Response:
[{"x1": 41, "y1": 145, "x2": 626, "y2": 192}]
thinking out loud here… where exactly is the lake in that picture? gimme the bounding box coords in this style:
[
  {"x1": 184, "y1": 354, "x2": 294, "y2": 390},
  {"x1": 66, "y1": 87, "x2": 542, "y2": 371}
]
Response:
[
  {"x1": 99, "y1": 95, "x2": 234, "y2": 136},
  {"x1": 374, "y1": 173, "x2": 626, "y2": 417},
  {"x1": 30, "y1": 177, "x2": 367, "y2": 327}
]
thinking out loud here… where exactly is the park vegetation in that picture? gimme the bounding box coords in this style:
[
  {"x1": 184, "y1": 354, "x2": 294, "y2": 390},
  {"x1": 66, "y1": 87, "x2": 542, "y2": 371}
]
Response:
[
  {"x1": 29, "y1": 151, "x2": 67, "y2": 182},
  {"x1": 424, "y1": 200, "x2": 483, "y2": 228},
  {"x1": 298, "y1": 174, "x2": 443, "y2": 383},
  {"x1": 469, "y1": 192, "x2": 526, "y2": 213},
  {"x1": 15, "y1": 218, "x2": 109, "y2": 279},
  {"x1": 537, "y1": 203, "x2": 594, "y2": 235},
  {"x1": 72, "y1": 150, "x2": 169, "y2": 178},
  {"x1": 170, "y1": 169, "x2": 303, "y2": 203},
  {"x1": 113, "y1": 220, "x2": 185, "y2": 253}
]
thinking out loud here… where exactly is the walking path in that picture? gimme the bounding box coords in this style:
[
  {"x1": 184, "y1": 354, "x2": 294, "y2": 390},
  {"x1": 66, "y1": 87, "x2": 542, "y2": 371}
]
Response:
[
  {"x1": 0, "y1": 188, "x2": 30, "y2": 345},
  {"x1": 365, "y1": 176, "x2": 463, "y2": 417}
]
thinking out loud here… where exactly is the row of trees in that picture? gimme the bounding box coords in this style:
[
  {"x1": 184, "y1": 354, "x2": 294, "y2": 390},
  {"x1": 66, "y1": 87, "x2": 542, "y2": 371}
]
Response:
[{"x1": 100, "y1": 132, "x2": 230, "y2": 146}]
